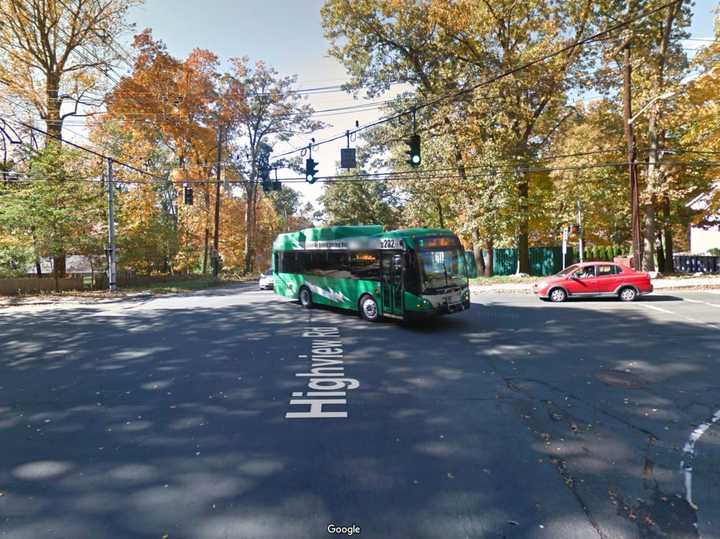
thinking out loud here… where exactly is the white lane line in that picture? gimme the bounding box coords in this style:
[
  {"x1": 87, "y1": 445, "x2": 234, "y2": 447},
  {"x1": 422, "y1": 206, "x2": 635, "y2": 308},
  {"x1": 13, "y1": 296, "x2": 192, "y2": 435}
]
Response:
[
  {"x1": 639, "y1": 303, "x2": 674, "y2": 314},
  {"x1": 683, "y1": 298, "x2": 720, "y2": 308},
  {"x1": 681, "y1": 409, "x2": 720, "y2": 511}
]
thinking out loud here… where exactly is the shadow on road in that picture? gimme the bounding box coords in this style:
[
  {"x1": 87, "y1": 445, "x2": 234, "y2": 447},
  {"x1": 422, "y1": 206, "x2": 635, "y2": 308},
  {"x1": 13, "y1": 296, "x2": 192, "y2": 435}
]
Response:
[{"x1": 0, "y1": 292, "x2": 716, "y2": 538}]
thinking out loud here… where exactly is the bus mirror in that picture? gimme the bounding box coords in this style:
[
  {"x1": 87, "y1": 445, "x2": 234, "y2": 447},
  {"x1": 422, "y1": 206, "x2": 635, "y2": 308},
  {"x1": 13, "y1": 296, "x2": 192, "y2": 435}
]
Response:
[{"x1": 465, "y1": 251, "x2": 478, "y2": 278}]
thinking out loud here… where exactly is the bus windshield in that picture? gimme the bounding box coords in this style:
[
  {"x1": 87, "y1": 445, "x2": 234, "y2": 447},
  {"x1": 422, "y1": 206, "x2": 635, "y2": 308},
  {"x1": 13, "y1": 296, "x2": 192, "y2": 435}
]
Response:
[{"x1": 418, "y1": 248, "x2": 467, "y2": 292}]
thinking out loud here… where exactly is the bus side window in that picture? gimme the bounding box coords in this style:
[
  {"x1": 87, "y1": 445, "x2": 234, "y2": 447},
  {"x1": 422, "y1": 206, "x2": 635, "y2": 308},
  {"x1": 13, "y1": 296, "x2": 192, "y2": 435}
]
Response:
[{"x1": 350, "y1": 251, "x2": 381, "y2": 281}]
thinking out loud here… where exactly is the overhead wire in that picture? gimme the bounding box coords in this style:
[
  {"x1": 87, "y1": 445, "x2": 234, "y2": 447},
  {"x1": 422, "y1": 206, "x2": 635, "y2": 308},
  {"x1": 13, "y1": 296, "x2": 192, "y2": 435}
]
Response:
[{"x1": 269, "y1": 0, "x2": 684, "y2": 161}]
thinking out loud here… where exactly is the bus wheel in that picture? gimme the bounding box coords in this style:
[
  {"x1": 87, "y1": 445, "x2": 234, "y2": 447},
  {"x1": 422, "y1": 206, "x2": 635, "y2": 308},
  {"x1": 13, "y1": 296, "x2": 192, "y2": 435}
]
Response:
[
  {"x1": 360, "y1": 295, "x2": 380, "y2": 322},
  {"x1": 299, "y1": 286, "x2": 313, "y2": 309}
]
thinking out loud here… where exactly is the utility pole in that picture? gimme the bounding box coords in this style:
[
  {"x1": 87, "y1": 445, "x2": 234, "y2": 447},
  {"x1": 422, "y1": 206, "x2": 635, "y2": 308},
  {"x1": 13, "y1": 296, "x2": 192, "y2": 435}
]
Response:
[
  {"x1": 576, "y1": 200, "x2": 584, "y2": 263},
  {"x1": 622, "y1": 1, "x2": 643, "y2": 270},
  {"x1": 212, "y1": 125, "x2": 223, "y2": 277},
  {"x1": 106, "y1": 158, "x2": 117, "y2": 292}
]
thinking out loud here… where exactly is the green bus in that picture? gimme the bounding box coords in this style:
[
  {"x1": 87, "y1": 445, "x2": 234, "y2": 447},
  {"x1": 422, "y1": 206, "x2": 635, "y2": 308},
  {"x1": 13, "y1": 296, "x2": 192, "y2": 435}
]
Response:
[{"x1": 271, "y1": 225, "x2": 476, "y2": 322}]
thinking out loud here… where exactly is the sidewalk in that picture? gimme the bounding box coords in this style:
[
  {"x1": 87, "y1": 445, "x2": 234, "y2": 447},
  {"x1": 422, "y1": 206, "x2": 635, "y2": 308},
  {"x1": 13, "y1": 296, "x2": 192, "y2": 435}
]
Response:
[{"x1": 470, "y1": 275, "x2": 720, "y2": 295}]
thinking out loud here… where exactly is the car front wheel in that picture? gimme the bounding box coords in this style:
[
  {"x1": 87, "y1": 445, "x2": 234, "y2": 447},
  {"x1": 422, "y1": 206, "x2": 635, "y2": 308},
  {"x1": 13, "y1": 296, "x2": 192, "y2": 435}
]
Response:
[
  {"x1": 549, "y1": 288, "x2": 567, "y2": 303},
  {"x1": 619, "y1": 287, "x2": 637, "y2": 302}
]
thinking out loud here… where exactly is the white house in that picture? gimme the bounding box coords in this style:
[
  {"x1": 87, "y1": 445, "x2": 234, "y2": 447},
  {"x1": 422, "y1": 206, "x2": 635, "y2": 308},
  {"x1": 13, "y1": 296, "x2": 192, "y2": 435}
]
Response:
[{"x1": 687, "y1": 181, "x2": 720, "y2": 254}]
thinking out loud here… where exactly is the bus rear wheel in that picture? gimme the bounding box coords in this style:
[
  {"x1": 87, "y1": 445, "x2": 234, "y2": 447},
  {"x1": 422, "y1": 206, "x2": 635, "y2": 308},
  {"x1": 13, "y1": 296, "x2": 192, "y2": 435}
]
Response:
[
  {"x1": 299, "y1": 286, "x2": 313, "y2": 309},
  {"x1": 360, "y1": 295, "x2": 380, "y2": 322}
]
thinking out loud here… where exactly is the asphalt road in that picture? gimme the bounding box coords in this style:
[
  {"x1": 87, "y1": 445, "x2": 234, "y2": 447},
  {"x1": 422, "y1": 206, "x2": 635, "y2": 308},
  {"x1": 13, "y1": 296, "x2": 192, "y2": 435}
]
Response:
[{"x1": 1, "y1": 285, "x2": 719, "y2": 539}]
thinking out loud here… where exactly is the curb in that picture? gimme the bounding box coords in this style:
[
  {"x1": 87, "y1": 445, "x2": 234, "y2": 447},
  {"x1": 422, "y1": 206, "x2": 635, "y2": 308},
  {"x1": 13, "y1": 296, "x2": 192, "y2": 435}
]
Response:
[{"x1": 469, "y1": 281, "x2": 720, "y2": 296}]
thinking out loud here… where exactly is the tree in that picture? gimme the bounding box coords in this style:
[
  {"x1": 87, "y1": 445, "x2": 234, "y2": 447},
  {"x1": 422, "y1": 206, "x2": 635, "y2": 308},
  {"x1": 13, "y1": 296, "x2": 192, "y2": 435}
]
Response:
[
  {"x1": 319, "y1": 179, "x2": 401, "y2": 227},
  {"x1": 322, "y1": 0, "x2": 599, "y2": 273},
  {"x1": 221, "y1": 59, "x2": 321, "y2": 273},
  {"x1": 105, "y1": 30, "x2": 219, "y2": 273},
  {"x1": 0, "y1": 145, "x2": 104, "y2": 285},
  {"x1": 0, "y1": 0, "x2": 139, "y2": 141}
]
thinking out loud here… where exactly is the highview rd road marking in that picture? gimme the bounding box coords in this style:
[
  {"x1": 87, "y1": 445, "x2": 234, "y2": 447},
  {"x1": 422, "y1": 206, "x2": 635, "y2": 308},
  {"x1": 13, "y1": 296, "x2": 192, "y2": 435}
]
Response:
[{"x1": 285, "y1": 326, "x2": 360, "y2": 419}]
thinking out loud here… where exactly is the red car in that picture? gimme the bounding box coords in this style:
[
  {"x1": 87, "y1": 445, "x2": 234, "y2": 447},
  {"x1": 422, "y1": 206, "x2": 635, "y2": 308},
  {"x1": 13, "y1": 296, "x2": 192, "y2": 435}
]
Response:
[{"x1": 533, "y1": 262, "x2": 653, "y2": 302}]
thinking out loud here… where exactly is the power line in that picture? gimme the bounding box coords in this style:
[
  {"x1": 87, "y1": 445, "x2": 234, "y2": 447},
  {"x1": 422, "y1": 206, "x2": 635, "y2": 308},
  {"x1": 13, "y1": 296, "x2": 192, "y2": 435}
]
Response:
[
  {"x1": 7, "y1": 119, "x2": 159, "y2": 178},
  {"x1": 269, "y1": 0, "x2": 684, "y2": 161}
]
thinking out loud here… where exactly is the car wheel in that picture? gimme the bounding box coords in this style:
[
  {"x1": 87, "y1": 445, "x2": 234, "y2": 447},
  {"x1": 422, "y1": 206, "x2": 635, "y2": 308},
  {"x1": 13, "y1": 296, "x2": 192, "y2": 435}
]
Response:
[
  {"x1": 619, "y1": 287, "x2": 637, "y2": 302},
  {"x1": 360, "y1": 295, "x2": 380, "y2": 322},
  {"x1": 549, "y1": 288, "x2": 567, "y2": 303},
  {"x1": 299, "y1": 286, "x2": 313, "y2": 308}
]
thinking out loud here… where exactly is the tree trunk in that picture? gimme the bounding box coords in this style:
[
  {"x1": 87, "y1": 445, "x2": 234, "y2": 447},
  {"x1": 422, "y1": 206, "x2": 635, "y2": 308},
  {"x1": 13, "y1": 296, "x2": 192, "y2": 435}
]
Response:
[
  {"x1": 643, "y1": 197, "x2": 657, "y2": 271},
  {"x1": 472, "y1": 229, "x2": 485, "y2": 275},
  {"x1": 662, "y1": 194, "x2": 674, "y2": 273},
  {"x1": 244, "y1": 185, "x2": 257, "y2": 274},
  {"x1": 656, "y1": 230, "x2": 666, "y2": 272},
  {"x1": 483, "y1": 239, "x2": 494, "y2": 277},
  {"x1": 35, "y1": 257, "x2": 42, "y2": 278},
  {"x1": 517, "y1": 172, "x2": 530, "y2": 274}
]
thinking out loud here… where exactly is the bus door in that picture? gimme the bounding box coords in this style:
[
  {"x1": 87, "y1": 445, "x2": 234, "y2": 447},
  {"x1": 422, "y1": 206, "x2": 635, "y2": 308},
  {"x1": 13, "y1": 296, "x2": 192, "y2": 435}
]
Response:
[{"x1": 381, "y1": 252, "x2": 404, "y2": 317}]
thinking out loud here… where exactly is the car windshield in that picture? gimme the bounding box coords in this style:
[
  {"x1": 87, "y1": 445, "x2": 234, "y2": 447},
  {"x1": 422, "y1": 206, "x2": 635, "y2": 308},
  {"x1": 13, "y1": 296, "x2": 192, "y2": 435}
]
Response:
[
  {"x1": 418, "y1": 248, "x2": 467, "y2": 292},
  {"x1": 263, "y1": 269, "x2": 272, "y2": 276},
  {"x1": 556, "y1": 264, "x2": 580, "y2": 276}
]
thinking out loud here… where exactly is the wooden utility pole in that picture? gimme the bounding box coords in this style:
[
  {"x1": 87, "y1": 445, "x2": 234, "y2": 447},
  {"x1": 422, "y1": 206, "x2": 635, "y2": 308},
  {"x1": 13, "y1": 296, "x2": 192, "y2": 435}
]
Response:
[
  {"x1": 106, "y1": 158, "x2": 117, "y2": 292},
  {"x1": 622, "y1": 3, "x2": 643, "y2": 270},
  {"x1": 212, "y1": 126, "x2": 223, "y2": 277}
]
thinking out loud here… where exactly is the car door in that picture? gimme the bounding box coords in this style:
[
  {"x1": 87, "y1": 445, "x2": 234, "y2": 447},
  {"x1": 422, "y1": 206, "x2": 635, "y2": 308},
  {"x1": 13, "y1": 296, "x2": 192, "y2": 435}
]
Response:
[
  {"x1": 566, "y1": 265, "x2": 598, "y2": 295},
  {"x1": 595, "y1": 264, "x2": 621, "y2": 293}
]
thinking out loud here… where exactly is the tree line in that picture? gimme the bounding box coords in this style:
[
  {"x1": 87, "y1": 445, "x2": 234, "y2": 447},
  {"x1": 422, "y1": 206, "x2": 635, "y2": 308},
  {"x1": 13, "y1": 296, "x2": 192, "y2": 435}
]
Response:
[
  {"x1": 318, "y1": 0, "x2": 720, "y2": 275},
  {"x1": 0, "y1": 0, "x2": 314, "y2": 278}
]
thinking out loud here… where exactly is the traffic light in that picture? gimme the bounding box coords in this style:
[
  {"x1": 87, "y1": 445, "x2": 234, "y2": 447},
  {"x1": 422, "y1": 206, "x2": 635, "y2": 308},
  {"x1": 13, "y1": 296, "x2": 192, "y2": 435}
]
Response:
[
  {"x1": 305, "y1": 158, "x2": 318, "y2": 184},
  {"x1": 183, "y1": 185, "x2": 193, "y2": 205},
  {"x1": 406, "y1": 134, "x2": 421, "y2": 167},
  {"x1": 272, "y1": 179, "x2": 282, "y2": 191}
]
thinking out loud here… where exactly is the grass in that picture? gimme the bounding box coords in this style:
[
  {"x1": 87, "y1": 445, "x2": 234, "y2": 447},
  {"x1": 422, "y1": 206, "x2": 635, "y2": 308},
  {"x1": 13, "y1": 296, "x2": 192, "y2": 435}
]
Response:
[
  {"x1": 1, "y1": 276, "x2": 254, "y2": 301},
  {"x1": 470, "y1": 275, "x2": 542, "y2": 285}
]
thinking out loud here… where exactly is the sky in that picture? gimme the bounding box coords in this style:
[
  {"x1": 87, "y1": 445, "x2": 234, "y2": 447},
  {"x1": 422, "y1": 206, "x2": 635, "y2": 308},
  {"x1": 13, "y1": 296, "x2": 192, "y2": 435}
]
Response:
[{"x1": 122, "y1": 0, "x2": 720, "y2": 209}]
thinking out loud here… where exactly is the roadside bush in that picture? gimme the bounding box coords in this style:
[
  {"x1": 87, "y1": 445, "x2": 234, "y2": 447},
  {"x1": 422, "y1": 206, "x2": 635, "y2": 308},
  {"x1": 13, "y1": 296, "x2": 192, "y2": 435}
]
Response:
[{"x1": 0, "y1": 243, "x2": 34, "y2": 277}]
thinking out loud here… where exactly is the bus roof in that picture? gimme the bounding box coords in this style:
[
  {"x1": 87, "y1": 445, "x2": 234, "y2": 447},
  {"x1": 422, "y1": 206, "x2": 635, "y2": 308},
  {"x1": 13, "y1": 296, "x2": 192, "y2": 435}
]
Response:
[{"x1": 273, "y1": 225, "x2": 457, "y2": 251}]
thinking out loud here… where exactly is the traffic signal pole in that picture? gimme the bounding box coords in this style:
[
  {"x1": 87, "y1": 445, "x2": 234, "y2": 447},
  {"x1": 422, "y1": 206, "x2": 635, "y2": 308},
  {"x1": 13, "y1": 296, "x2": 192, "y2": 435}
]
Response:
[{"x1": 212, "y1": 126, "x2": 222, "y2": 277}]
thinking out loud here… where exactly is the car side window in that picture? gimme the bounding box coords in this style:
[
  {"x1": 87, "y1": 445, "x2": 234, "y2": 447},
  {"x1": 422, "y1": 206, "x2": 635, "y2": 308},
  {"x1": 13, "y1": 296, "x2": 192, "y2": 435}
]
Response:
[
  {"x1": 597, "y1": 264, "x2": 617, "y2": 276},
  {"x1": 574, "y1": 266, "x2": 596, "y2": 279}
]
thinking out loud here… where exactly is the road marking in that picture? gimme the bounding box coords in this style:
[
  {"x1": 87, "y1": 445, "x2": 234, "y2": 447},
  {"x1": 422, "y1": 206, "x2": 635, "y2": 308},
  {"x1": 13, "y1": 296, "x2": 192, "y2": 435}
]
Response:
[
  {"x1": 680, "y1": 409, "x2": 720, "y2": 511},
  {"x1": 683, "y1": 298, "x2": 720, "y2": 308},
  {"x1": 639, "y1": 303, "x2": 674, "y2": 314},
  {"x1": 285, "y1": 327, "x2": 359, "y2": 419}
]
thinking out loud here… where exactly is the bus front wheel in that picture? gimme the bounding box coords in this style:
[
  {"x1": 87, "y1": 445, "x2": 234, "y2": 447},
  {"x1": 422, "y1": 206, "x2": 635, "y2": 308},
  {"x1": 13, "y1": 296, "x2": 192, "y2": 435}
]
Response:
[
  {"x1": 299, "y1": 286, "x2": 313, "y2": 309},
  {"x1": 360, "y1": 295, "x2": 380, "y2": 322}
]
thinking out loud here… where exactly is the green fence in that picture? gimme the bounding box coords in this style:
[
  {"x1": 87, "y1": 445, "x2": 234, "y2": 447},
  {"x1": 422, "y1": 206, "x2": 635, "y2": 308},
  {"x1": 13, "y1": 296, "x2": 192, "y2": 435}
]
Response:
[
  {"x1": 491, "y1": 247, "x2": 564, "y2": 276},
  {"x1": 484, "y1": 245, "x2": 628, "y2": 276}
]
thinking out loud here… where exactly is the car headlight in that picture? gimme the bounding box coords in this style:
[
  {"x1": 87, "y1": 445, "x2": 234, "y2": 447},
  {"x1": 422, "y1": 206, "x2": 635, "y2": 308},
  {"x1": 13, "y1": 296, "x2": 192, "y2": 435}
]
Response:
[{"x1": 537, "y1": 281, "x2": 548, "y2": 288}]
